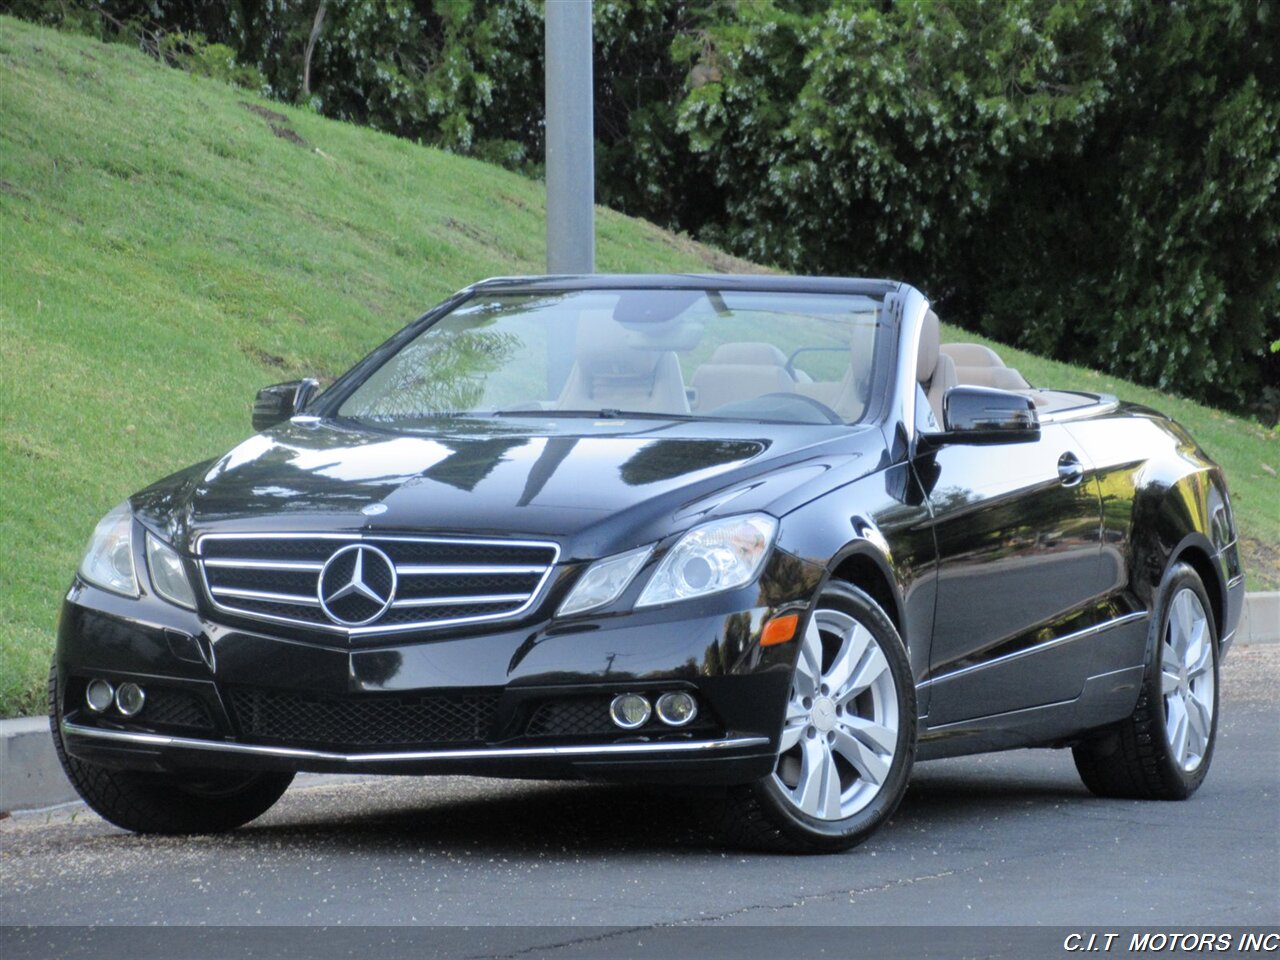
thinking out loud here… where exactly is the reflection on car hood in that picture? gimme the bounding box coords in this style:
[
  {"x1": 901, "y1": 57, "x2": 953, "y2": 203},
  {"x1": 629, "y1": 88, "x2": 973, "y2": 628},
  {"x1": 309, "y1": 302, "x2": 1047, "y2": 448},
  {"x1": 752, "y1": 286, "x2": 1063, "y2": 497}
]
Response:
[{"x1": 132, "y1": 418, "x2": 881, "y2": 559}]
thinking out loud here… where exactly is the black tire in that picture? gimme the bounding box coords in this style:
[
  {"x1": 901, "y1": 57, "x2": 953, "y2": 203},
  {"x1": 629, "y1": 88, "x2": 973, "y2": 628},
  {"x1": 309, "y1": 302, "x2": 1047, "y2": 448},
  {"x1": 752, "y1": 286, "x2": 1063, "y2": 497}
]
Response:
[
  {"x1": 713, "y1": 581, "x2": 917, "y2": 853},
  {"x1": 1072, "y1": 562, "x2": 1219, "y2": 800},
  {"x1": 48, "y1": 661, "x2": 294, "y2": 834}
]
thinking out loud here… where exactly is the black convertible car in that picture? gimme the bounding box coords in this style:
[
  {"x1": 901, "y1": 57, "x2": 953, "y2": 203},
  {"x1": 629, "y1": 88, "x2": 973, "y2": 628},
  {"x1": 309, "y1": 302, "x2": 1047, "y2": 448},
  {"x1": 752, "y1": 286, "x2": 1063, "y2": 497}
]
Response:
[{"x1": 52, "y1": 275, "x2": 1244, "y2": 852}]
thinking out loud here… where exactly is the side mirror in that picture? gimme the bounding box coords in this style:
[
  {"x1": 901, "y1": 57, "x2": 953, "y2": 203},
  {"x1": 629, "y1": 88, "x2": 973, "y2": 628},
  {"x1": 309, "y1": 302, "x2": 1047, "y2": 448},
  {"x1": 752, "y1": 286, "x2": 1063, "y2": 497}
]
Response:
[
  {"x1": 252, "y1": 378, "x2": 319, "y2": 431},
  {"x1": 934, "y1": 385, "x2": 1040, "y2": 445}
]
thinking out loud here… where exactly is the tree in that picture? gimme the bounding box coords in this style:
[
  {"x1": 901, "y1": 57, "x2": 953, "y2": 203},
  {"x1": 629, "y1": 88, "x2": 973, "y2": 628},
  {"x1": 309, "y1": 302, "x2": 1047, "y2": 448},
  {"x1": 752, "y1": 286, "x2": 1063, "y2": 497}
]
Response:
[{"x1": 674, "y1": 0, "x2": 1279, "y2": 417}]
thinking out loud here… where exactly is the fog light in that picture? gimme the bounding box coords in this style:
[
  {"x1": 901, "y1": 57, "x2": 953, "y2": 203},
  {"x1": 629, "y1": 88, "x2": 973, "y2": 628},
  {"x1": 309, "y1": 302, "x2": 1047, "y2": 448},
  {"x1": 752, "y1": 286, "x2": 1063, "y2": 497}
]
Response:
[
  {"x1": 115, "y1": 682, "x2": 146, "y2": 717},
  {"x1": 609, "y1": 693, "x2": 651, "y2": 730},
  {"x1": 655, "y1": 692, "x2": 698, "y2": 727},
  {"x1": 85, "y1": 679, "x2": 114, "y2": 714}
]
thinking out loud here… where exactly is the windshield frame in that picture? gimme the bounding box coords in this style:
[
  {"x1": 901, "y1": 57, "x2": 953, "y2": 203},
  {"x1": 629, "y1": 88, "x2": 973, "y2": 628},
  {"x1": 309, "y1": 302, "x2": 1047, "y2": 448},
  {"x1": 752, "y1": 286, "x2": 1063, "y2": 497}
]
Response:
[{"x1": 308, "y1": 277, "x2": 903, "y2": 429}]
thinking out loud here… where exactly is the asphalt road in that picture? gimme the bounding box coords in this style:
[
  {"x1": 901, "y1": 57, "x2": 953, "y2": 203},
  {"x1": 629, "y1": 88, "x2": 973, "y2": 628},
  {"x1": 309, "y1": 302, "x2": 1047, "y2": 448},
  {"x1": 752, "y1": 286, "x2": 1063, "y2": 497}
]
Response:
[{"x1": 2, "y1": 646, "x2": 1276, "y2": 951}]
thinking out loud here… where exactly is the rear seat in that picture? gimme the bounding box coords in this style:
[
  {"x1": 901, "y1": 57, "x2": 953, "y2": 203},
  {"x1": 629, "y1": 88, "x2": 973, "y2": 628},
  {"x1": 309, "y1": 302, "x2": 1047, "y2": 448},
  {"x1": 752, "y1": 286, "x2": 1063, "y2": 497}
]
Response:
[
  {"x1": 940, "y1": 342, "x2": 1029, "y2": 390},
  {"x1": 691, "y1": 334, "x2": 1032, "y2": 420}
]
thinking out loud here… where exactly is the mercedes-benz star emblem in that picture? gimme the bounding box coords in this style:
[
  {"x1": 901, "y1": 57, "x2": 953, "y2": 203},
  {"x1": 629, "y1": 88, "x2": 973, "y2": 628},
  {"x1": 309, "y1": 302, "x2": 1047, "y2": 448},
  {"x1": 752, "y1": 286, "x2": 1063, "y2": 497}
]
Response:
[{"x1": 317, "y1": 544, "x2": 397, "y2": 627}]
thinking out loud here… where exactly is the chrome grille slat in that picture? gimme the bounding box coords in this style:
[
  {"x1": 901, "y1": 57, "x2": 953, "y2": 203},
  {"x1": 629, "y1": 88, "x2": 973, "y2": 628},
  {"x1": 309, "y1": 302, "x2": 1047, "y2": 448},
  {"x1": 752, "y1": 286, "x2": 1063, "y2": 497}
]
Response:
[
  {"x1": 397, "y1": 564, "x2": 547, "y2": 576},
  {"x1": 197, "y1": 533, "x2": 559, "y2": 637},
  {"x1": 392, "y1": 593, "x2": 531, "y2": 609},
  {"x1": 210, "y1": 586, "x2": 322, "y2": 606},
  {"x1": 204, "y1": 559, "x2": 325, "y2": 572}
]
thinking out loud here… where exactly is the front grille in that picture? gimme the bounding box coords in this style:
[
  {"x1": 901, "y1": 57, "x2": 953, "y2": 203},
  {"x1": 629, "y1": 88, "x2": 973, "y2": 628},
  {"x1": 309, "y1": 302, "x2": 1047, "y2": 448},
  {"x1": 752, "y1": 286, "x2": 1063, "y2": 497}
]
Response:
[
  {"x1": 197, "y1": 534, "x2": 559, "y2": 636},
  {"x1": 228, "y1": 687, "x2": 498, "y2": 748}
]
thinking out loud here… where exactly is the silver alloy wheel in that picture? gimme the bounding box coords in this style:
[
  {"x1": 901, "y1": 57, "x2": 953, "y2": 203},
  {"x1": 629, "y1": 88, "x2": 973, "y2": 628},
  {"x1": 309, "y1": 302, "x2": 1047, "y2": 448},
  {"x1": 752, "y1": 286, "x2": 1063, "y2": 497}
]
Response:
[
  {"x1": 1160, "y1": 587, "x2": 1215, "y2": 772},
  {"x1": 772, "y1": 607, "x2": 899, "y2": 820}
]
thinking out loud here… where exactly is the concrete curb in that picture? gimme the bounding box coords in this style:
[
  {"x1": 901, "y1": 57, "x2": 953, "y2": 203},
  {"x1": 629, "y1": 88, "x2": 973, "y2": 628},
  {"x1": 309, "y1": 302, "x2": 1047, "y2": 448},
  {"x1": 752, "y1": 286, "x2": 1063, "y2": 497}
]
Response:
[
  {"x1": 0, "y1": 716, "x2": 76, "y2": 812},
  {"x1": 1237, "y1": 591, "x2": 1279, "y2": 647},
  {"x1": 4, "y1": 592, "x2": 1278, "y2": 815}
]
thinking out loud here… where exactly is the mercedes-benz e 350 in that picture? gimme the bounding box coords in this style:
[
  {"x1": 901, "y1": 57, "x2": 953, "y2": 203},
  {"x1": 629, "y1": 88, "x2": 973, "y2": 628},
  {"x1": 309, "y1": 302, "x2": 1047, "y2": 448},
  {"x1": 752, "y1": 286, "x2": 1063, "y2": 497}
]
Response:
[{"x1": 52, "y1": 275, "x2": 1243, "y2": 851}]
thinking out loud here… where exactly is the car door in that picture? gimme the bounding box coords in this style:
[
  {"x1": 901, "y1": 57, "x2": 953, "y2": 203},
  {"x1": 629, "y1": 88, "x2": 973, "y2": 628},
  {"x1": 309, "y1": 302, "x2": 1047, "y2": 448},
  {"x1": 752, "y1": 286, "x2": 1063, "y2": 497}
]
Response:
[{"x1": 916, "y1": 421, "x2": 1104, "y2": 725}]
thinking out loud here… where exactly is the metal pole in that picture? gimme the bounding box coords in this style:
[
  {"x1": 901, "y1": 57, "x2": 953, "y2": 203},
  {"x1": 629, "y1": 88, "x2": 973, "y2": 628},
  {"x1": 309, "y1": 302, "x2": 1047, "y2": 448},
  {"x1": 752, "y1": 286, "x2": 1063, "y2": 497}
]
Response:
[{"x1": 544, "y1": 0, "x2": 595, "y2": 275}]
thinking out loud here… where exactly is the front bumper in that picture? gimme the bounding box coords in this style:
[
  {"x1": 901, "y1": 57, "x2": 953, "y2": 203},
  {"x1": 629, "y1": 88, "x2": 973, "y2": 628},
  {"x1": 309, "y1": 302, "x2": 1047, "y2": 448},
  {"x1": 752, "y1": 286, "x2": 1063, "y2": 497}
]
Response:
[
  {"x1": 54, "y1": 551, "x2": 819, "y2": 785},
  {"x1": 58, "y1": 721, "x2": 773, "y2": 781}
]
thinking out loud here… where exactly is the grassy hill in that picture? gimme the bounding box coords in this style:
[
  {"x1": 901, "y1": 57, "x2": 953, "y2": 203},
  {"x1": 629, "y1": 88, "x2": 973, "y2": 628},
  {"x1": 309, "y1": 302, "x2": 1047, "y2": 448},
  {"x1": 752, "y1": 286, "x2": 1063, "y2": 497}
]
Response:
[{"x1": 1, "y1": 17, "x2": 1275, "y2": 717}]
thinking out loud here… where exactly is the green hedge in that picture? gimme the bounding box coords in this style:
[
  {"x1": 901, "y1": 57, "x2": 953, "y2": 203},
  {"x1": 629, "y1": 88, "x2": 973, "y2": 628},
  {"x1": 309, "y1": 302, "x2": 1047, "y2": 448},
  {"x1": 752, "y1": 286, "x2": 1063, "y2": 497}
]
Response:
[{"x1": 675, "y1": 0, "x2": 1279, "y2": 422}]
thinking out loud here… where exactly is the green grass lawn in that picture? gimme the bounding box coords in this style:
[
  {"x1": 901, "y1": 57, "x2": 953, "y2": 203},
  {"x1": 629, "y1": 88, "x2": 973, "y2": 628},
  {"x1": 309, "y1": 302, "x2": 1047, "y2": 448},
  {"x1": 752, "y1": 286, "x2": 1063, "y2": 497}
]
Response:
[{"x1": 1, "y1": 18, "x2": 1275, "y2": 718}]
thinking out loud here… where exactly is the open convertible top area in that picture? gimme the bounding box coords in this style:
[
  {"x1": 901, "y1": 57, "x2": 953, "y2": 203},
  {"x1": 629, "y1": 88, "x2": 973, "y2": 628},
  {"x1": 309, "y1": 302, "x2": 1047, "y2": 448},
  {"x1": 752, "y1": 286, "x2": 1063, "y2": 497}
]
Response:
[{"x1": 318, "y1": 275, "x2": 1114, "y2": 434}]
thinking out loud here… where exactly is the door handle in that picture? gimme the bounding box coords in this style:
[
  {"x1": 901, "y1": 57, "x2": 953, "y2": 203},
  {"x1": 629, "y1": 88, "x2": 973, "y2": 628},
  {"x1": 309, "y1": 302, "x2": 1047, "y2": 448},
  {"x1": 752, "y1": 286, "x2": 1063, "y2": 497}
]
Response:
[{"x1": 1058, "y1": 452, "x2": 1084, "y2": 487}]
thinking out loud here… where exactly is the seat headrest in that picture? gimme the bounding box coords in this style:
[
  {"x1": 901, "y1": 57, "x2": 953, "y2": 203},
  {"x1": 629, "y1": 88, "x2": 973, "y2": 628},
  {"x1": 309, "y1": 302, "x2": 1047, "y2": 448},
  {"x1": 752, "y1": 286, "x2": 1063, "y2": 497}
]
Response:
[
  {"x1": 916, "y1": 309, "x2": 940, "y2": 384},
  {"x1": 575, "y1": 314, "x2": 661, "y2": 378},
  {"x1": 954, "y1": 365, "x2": 1030, "y2": 391},
  {"x1": 708, "y1": 342, "x2": 789, "y2": 367},
  {"x1": 941, "y1": 343, "x2": 1005, "y2": 368}
]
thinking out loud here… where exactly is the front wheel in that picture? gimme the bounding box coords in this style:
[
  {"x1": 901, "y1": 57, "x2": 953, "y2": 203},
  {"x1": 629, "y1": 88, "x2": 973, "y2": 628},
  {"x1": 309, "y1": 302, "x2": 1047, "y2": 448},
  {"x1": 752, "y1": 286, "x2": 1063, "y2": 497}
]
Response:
[{"x1": 714, "y1": 582, "x2": 917, "y2": 853}]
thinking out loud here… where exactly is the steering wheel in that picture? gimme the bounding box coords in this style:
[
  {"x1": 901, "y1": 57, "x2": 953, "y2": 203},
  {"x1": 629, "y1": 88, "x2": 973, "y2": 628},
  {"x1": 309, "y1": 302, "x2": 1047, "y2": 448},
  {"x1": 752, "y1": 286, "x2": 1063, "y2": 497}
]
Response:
[{"x1": 752, "y1": 392, "x2": 844, "y2": 424}]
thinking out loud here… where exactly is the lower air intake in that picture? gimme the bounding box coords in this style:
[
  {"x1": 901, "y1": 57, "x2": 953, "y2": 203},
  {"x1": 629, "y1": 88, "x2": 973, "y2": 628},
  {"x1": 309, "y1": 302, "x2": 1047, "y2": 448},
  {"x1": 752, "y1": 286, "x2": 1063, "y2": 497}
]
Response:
[{"x1": 229, "y1": 687, "x2": 498, "y2": 749}]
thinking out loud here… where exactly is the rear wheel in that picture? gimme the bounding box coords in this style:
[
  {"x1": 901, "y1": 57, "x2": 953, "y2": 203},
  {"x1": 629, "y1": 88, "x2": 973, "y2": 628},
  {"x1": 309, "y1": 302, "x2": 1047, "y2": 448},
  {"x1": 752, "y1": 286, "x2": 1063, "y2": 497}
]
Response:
[
  {"x1": 48, "y1": 661, "x2": 294, "y2": 834},
  {"x1": 1072, "y1": 562, "x2": 1219, "y2": 799},
  {"x1": 714, "y1": 582, "x2": 916, "y2": 852}
]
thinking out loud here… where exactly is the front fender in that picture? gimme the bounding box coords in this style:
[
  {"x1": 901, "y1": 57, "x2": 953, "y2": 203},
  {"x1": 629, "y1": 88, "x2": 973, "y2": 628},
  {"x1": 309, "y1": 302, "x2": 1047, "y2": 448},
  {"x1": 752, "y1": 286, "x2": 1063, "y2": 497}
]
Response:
[{"x1": 776, "y1": 462, "x2": 937, "y2": 702}]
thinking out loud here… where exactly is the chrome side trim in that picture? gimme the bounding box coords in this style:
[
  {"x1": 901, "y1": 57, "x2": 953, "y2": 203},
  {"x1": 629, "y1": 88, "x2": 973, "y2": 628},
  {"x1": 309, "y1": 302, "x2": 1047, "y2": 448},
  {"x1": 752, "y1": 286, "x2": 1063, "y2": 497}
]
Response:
[
  {"x1": 1220, "y1": 628, "x2": 1236, "y2": 658},
  {"x1": 919, "y1": 611, "x2": 1149, "y2": 688},
  {"x1": 922, "y1": 694, "x2": 1079, "y2": 733},
  {"x1": 61, "y1": 722, "x2": 769, "y2": 763},
  {"x1": 1037, "y1": 395, "x2": 1120, "y2": 425}
]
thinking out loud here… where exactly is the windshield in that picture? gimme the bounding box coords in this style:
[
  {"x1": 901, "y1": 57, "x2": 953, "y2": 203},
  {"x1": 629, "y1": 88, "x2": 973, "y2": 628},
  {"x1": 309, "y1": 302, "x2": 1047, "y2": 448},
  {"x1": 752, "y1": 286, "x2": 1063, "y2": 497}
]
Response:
[{"x1": 338, "y1": 289, "x2": 884, "y2": 425}]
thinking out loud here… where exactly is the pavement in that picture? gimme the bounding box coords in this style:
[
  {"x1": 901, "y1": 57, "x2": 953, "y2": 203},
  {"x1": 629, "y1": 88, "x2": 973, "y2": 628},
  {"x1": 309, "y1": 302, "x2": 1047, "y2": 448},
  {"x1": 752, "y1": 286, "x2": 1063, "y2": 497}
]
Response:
[{"x1": 2, "y1": 646, "x2": 1276, "y2": 942}]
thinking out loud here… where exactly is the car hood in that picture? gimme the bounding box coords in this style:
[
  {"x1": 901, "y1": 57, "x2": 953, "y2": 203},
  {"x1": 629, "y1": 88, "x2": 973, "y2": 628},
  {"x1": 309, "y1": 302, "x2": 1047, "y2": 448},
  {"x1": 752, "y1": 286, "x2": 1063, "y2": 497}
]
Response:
[{"x1": 133, "y1": 418, "x2": 885, "y2": 560}]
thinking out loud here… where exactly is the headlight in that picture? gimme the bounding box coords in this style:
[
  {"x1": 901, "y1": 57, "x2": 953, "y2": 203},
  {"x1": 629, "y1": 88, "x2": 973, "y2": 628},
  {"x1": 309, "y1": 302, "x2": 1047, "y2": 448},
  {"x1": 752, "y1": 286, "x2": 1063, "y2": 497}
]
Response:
[
  {"x1": 78, "y1": 502, "x2": 139, "y2": 597},
  {"x1": 145, "y1": 532, "x2": 197, "y2": 610},
  {"x1": 558, "y1": 545, "x2": 653, "y2": 617},
  {"x1": 636, "y1": 513, "x2": 778, "y2": 607}
]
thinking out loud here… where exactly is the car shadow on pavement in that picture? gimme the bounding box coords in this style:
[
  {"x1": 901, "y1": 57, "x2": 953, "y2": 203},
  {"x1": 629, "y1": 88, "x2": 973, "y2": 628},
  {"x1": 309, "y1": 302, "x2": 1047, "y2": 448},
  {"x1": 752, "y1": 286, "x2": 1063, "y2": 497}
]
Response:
[
  {"x1": 246, "y1": 780, "x2": 720, "y2": 853},
  {"x1": 174, "y1": 761, "x2": 1102, "y2": 855}
]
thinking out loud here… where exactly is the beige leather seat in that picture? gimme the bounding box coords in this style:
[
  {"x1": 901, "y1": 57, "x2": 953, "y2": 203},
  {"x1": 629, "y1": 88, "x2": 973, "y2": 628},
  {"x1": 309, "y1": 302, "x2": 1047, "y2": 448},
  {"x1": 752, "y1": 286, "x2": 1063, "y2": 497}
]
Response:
[
  {"x1": 690, "y1": 342, "x2": 796, "y2": 412},
  {"x1": 941, "y1": 342, "x2": 1030, "y2": 390},
  {"x1": 794, "y1": 377, "x2": 844, "y2": 410},
  {"x1": 700, "y1": 342, "x2": 789, "y2": 367},
  {"x1": 940, "y1": 343, "x2": 1003, "y2": 368},
  {"x1": 919, "y1": 311, "x2": 958, "y2": 423},
  {"x1": 793, "y1": 319, "x2": 878, "y2": 420},
  {"x1": 557, "y1": 314, "x2": 691, "y2": 414}
]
